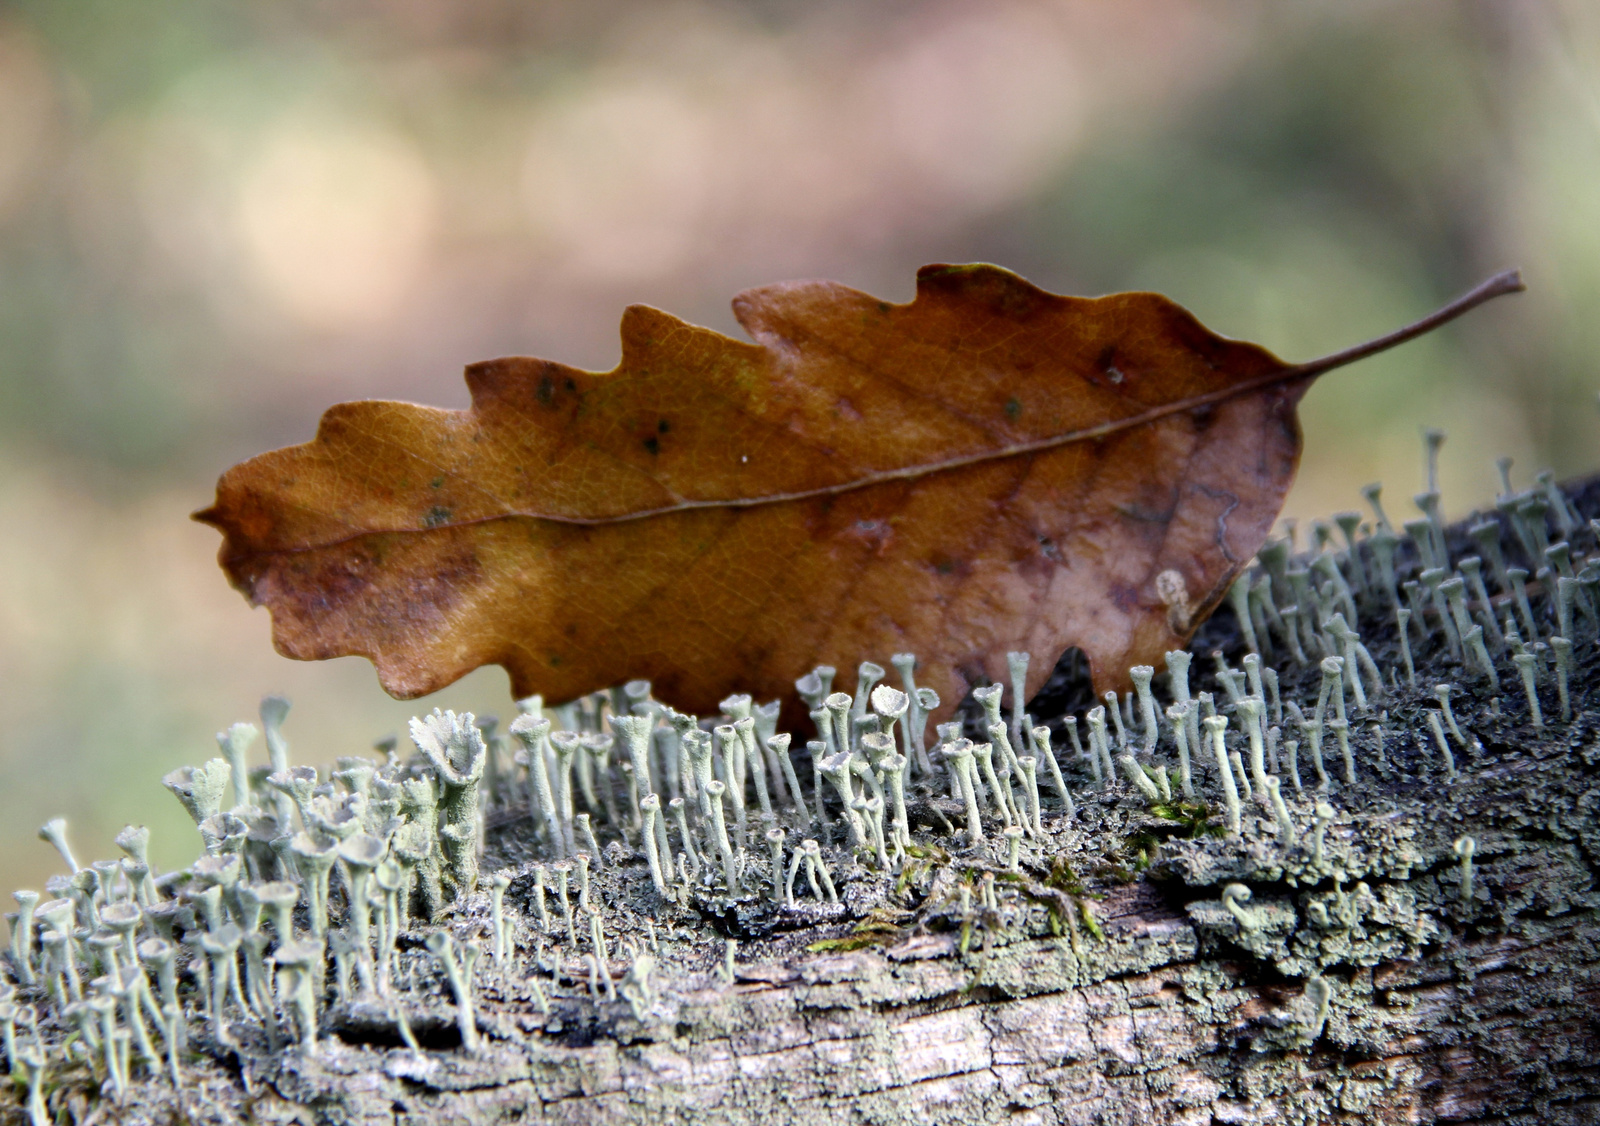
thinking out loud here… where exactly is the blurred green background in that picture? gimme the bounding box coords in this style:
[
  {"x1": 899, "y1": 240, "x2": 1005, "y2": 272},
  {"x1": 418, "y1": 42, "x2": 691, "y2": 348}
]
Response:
[{"x1": 0, "y1": 0, "x2": 1595, "y2": 891}]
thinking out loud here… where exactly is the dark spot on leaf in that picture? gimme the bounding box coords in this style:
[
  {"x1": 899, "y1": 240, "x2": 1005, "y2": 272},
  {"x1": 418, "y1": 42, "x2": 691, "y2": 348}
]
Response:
[
  {"x1": 423, "y1": 506, "x2": 452, "y2": 529},
  {"x1": 1115, "y1": 501, "x2": 1176, "y2": 525},
  {"x1": 842, "y1": 518, "x2": 895, "y2": 556},
  {"x1": 430, "y1": 477, "x2": 444, "y2": 489},
  {"x1": 1109, "y1": 582, "x2": 1140, "y2": 611},
  {"x1": 548, "y1": 654, "x2": 563, "y2": 668},
  {"x1": 658, "y1": 419, "x2": 671, "y2": 433},
  {"x1": 1005, "y1": 397, "x2": 1022, "y2": 420},
  {"x1": 1082, "y1": 345, "x2": 1130, "y2": 390},
  {"x1": 536, "y1": 377, "x2": 554, "y2": 405},
  {"x1": 644, "y1": 436, "x2": 660, "y2": 456}
]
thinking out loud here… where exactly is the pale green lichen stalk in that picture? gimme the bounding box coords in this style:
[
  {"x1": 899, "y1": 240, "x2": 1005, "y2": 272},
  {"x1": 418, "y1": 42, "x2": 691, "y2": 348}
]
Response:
[{"x1": 408, "y1": 709, "x2": 488, "y2": 900}]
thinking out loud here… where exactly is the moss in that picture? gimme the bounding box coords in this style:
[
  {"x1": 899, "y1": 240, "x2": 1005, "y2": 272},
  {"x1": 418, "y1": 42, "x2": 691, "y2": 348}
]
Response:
[
  {"x1": 804, "y1": 910, "x2": 908, "y2": 954},
  {"x1": 1148, "y1": 797, "x2": 1227, "y2": 838}
]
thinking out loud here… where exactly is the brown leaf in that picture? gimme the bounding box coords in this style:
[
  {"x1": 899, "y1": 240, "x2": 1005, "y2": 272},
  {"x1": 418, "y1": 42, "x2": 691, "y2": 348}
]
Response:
[{"x1": 195, "y1": 264, "x2": 1521, "y2": 720}]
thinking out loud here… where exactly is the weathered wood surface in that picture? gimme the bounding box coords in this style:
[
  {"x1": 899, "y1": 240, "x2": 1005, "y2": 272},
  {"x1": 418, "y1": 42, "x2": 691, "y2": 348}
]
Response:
[
  {"x1": 232, "y1": 738, "x2": 1600, "y2": 1126},
  {"x1": 232, "y1": 904, "x2": 1600, "y2": 1125}
]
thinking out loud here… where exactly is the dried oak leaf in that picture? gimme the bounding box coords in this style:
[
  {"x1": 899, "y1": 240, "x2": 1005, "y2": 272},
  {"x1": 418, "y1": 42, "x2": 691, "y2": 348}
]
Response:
[{"x1": 196, "y1": 264, "x2": 1520, "y2": 720}]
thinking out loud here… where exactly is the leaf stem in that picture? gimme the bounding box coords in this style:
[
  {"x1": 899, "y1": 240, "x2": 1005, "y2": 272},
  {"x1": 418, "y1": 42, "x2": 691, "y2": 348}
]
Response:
[{"x1": 1285, "y1": 268, "x2": 1525, "y2": 381}]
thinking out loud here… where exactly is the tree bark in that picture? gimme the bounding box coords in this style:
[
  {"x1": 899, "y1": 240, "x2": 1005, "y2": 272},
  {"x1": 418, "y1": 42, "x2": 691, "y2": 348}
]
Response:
[{"x1": 226, "y1": 737, "x2": 1600, "y2": 1126}]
